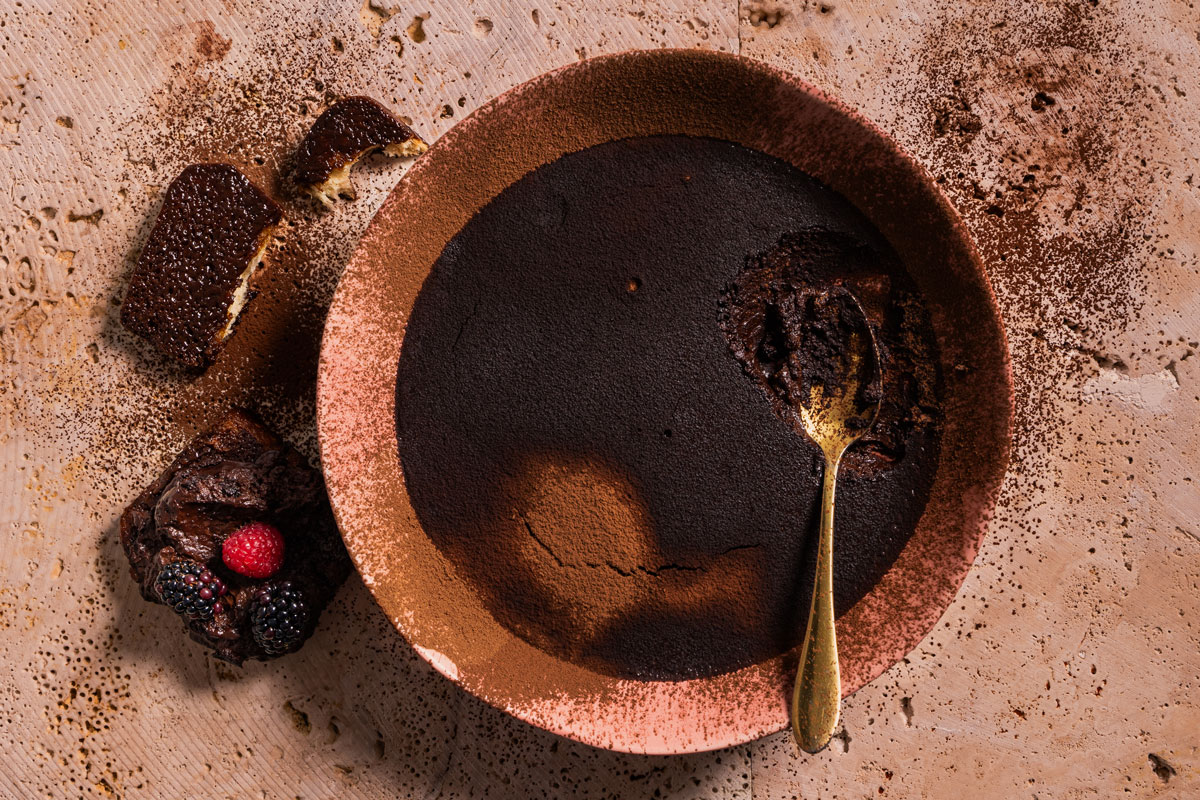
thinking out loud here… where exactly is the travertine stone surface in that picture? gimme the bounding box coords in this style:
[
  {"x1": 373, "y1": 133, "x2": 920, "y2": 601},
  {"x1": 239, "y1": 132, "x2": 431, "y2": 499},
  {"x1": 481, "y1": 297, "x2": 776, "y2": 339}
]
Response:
[{"x1": 1, "y1": 1, "x2": 1196, "y2": 797}]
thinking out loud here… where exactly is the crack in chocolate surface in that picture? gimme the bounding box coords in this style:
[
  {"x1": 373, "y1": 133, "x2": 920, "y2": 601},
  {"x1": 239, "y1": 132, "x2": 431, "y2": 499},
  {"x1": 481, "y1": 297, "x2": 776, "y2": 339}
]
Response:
[
  {"x1": 396, "y1": 136, "x2": 946, "y2": 680},
  {"x1": 519, "y1": 509, "x2": 705, "y2": 577}
]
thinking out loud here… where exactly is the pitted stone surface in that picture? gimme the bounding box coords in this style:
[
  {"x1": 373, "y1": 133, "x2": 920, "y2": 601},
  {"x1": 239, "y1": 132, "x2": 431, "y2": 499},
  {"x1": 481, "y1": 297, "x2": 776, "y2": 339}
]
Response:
[{"x1": 1, "y1": 1, "x2": 1196, "y2": 797}]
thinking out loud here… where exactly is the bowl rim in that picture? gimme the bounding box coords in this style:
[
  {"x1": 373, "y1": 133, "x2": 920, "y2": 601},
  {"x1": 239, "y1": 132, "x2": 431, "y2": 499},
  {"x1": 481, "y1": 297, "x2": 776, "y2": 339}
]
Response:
[{"x1": 317, "y1": 48, "x2": 1013, "y2": 754}]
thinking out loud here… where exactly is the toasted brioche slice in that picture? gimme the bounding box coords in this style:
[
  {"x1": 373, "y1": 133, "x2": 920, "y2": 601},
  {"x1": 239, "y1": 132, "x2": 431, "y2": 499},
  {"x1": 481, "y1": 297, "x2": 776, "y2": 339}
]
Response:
[
  {"x1": 120, "y1": 164, "x2": 282, "y2": 369},
  {"x1": 290, "y1": 96, "x2": 427, "y2": 207}
]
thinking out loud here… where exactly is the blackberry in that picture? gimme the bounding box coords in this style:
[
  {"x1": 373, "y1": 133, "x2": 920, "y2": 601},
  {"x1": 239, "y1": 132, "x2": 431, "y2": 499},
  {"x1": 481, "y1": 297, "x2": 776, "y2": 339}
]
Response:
[
  {"x1": 249, "y1": 582, "x2": 309, "y2": 655},
  {"x1": 155, "y1": 560, "x2": 227, "y2": 620}
]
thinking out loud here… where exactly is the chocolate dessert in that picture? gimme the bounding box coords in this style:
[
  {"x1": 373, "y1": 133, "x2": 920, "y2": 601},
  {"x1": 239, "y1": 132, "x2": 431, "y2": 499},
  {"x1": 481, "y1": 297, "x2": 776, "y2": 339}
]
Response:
[
  {"x1": 119, "y1": 409, "x2": 351, "y2": 663},
  {"x1": 120, "y1": 163, "x2": 282, "y2": 370},
  {"x1": 290, "y1": 96, "x2": 427, "y2": 206},
  {"x1": 395, "y1": 135, "x2": 944, "y2": 681}
]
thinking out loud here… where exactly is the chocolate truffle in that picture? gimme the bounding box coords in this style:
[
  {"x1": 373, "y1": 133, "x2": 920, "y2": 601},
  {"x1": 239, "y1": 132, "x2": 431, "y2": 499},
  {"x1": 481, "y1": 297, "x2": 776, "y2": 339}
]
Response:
[
  {"x1": 290, "y1": 96, "x2": 427, "y2": 206},
  {"x1": 119, "y1": 409, "x2": 351, "y2": 663},
  {"x1": 120, "y1": 163, "x2": 282, "y2": 370}
]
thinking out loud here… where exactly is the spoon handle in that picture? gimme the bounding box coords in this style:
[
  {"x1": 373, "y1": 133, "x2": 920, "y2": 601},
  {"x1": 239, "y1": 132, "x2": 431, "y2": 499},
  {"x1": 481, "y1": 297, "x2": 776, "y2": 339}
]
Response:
[{"x1": 792, "y1": 451, "x2": 842, "y2": 753}]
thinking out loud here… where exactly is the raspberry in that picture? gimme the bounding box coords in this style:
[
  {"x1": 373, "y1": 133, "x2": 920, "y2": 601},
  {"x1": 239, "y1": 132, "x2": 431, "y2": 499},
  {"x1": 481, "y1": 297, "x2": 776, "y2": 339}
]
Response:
[
  {"x1": 222, "y1": 522, "x2": 285, "y2": 578},
  {"x1": 155, "y1": 561, "x2": 227, "y2": 620},
  {"x1": 249, "y1": 582, "x2": 309, "y2": 655}
]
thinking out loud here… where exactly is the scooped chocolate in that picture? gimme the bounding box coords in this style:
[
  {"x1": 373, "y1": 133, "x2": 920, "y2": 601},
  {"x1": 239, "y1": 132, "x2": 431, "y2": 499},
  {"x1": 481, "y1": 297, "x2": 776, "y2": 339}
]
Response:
[
  {"x1": 396, "y1": 135, "x2": 945, "y2": 680},
  {"x1": 720, "y1": 229, "x2": 935, "y2": 473},
  {"x1": 290, "y1": 96, "x2": 427, "y2": 206},
  {"x1": 720, "y1": 272, "x2": 881, "y2": 435},
  {"x1": 120, "y1": 164, "x2": 282, "y2": 370},
  {"x1": 119, "y1": 409, "x2": 351, "y2": 663}
]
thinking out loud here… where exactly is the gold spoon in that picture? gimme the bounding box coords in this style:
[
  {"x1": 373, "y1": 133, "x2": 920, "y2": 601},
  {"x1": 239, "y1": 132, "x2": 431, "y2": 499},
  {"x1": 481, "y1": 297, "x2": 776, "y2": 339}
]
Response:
[{"x1": 790, "y1": 288, "x2": 881, "y2": 754}]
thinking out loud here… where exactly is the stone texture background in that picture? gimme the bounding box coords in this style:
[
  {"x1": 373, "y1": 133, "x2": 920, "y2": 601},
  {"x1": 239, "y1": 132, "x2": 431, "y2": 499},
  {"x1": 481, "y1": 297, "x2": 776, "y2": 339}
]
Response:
[{"x1": 1, "y1": 0, "x2": 1197, "y2": 797}]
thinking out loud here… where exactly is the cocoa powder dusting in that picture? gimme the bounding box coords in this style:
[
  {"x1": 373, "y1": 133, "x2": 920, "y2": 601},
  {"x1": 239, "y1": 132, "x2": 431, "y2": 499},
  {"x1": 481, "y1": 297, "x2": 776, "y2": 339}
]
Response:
[{"x1": 12, "y1": 12, "x2": 462, "y2": 789}]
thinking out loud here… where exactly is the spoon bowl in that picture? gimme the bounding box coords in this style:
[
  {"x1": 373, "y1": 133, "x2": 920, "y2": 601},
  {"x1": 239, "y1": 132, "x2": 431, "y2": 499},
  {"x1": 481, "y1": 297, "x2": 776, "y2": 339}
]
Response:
[{"x1": 792, "y1": 289, "x2": 882, "y2": 458}]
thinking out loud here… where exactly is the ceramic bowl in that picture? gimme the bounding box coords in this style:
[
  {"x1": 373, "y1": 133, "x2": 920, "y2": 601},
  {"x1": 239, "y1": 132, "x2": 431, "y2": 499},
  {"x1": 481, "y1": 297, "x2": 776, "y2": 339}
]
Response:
[{"x1": 317, "y1": 49, "x2": 1012, "y2": 754}]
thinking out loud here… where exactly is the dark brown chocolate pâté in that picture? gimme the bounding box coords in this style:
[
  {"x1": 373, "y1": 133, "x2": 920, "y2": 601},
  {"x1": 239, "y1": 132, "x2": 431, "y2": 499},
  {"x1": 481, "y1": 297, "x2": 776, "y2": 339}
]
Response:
[
  {"x1": 120, "y1": 164, "x2": 282, "y2": 370},
  {"x1": 290, "y1": 96, "x2": 427, "y2": 206},
  {"x1": 119, "y1": 409, "x2": 351, "y2": 664},
  {"x1": 395, "y1": 136, "x2": 945, "y2": 681}
]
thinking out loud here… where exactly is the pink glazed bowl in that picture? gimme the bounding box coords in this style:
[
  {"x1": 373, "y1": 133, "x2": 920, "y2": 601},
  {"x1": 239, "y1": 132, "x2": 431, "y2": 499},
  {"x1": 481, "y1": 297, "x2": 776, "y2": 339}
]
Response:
[{"x1": 317, "y1": 49, "x2": 1012, "y2": 754}]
